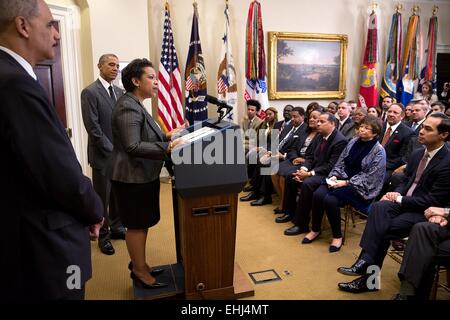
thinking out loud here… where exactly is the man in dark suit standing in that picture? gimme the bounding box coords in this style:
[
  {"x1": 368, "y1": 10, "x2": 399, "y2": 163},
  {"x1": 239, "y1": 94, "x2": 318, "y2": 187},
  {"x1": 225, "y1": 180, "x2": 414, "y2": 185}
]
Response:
[
  {"x1": 0, "y1": 0, "x2": 103, "y2": 299},
  {"x1": 81, "y1": 54, "x2": 125, "y2": 255},
  {"x1": 280, "y1": 112, "x2": 347, "y2": 228},
  {"x1": 337, "y1": 113, "x2": 450, "y2": 293}
]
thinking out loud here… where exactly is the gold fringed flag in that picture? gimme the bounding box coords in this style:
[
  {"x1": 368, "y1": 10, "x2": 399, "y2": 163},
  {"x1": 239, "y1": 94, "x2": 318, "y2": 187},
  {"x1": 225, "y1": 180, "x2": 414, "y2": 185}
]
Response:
[
  {"x1": 185, "y1": 2, "x2": 207, "y2": 124},
  {"x1": 419, "y1": 13, "x2": 438, "y2": 88},
  {"x1": 358, "y1": 10, "x2": 378, "y2": 108},
  {"x1": 244, "y1": 0, "x2": 269, "y2": 118},
  {"x1": 396, "y1": 10, "x2": 420, "y2": 105},
  {"x1": 380, "y1": 10, "x2": 402, "y2": 101},
  {"x1": 217, "y1": 2, "x2": 237, "y2": 122}
]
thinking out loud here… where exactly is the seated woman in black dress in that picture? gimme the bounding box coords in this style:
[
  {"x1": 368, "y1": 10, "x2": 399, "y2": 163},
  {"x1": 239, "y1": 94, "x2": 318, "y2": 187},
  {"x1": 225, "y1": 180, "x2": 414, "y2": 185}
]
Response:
[
  {"x1": 302, "y1": 116, "x2": 386, "y2": 252},
  {"x1": 108, "y1": 58, "x2": 184, "y2": 288}
]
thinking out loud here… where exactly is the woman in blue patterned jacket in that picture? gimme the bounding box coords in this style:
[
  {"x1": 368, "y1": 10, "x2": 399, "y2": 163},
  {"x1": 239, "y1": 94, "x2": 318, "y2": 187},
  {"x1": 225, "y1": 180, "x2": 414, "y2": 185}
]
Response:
[{"x1": 302, "y1": 116, "x2": 386, "y2": 253}]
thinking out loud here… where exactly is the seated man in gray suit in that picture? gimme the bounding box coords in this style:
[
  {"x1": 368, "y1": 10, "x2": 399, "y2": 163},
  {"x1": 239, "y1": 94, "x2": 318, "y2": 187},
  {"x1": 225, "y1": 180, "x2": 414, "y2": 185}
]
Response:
[
  {"x1": 336, "y1": 101, "x2": 355, "y2": 140},
  {"x1": 81, "y1": 54, "x2": 125, "y2": 255}
]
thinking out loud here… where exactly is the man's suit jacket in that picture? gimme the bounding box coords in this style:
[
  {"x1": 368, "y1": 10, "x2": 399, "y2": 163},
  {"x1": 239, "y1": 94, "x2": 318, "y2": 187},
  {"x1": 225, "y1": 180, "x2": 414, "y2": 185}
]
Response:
[
  {"x1": 338, "y1": 117, "x2": 355, "y2": 140},
  {"x1": 278, "y1": 122, "x2": 307, "y2": 155},
  {"x1": 241, "y1": 115, "x2": 263, "y2": 152},
  {"x1": 0, "y1": 50, "x2": 103, "y2": 299},
  {"x1": 108, "y1": 92, "x2": 170, "y2": 184},
  {"x1": 395, "y1": 145, "x2": 450, "y2": 213},
  {"x1": 302, "y1": 129, "x2": 348, "y2": 176},
  {"x1": 380, "y1": 122, "x2": 415, "y2": 171},
  {"x1": 81, "y1": 79, "x2": 123, "y2": 170},
  {"x1": 404, "y1": 120, "x2": 424, "y2": 135},
  {"x1": 285, "y1": 126, "x2": 315, "y2": 161}
]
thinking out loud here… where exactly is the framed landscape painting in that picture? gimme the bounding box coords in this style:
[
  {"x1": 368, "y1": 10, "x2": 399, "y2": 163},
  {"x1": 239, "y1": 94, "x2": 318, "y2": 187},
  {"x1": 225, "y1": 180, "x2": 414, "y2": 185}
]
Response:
[{"x1": 268, "y1": 32, "x2": 348, "y2": 99}]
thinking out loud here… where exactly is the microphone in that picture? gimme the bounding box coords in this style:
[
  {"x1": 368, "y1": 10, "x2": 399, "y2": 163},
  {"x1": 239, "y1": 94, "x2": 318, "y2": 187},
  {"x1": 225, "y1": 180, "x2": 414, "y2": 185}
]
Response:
[{"x1": 205, "y1": 95, "x2": 233, "y2": 111}]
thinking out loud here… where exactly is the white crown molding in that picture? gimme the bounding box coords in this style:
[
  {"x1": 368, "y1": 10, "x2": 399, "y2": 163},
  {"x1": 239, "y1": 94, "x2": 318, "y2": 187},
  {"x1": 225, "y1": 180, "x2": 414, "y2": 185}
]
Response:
[{"x1": 437, "y1": 44, "x2": 450, "y2": 53}]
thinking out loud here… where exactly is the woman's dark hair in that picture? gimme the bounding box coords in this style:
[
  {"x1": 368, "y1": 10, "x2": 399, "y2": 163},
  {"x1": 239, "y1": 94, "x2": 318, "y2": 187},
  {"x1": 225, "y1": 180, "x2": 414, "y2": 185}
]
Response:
[
  {"x1": 360, "y1": 115, "x2": 382, "y2": 136},
  {"x1": 121, "y1": 58, "x2": 154, "y2": 92},
  {"x1": 368, "y1": 106, "x2": 382, "y2": 117}
]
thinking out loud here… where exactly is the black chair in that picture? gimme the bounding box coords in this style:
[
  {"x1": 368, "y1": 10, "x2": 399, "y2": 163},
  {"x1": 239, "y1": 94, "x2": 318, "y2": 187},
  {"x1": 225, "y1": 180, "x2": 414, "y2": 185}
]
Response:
[{"x1": 431, "y1": 255, "x2": 450, "y2": 300}]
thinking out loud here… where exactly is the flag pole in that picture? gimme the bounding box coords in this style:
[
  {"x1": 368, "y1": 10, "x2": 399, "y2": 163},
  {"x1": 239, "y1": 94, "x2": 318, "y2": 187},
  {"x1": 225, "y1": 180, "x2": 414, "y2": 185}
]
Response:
[
  {"x1": 432, "y1": 5, "x2": 439, "y2": 16},
  {"x1": 412, "y1": 5, "x2": 419, "y2": 16},
  {"x1": 395, "y1": 4, "x2": 402, "y2": 14}
]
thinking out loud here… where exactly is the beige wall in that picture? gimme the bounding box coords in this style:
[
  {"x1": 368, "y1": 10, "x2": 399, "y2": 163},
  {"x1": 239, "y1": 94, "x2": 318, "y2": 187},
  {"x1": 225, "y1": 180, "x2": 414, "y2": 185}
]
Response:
[{"x1": 47, "y1": 0, "x2": 450, "y2": 122}]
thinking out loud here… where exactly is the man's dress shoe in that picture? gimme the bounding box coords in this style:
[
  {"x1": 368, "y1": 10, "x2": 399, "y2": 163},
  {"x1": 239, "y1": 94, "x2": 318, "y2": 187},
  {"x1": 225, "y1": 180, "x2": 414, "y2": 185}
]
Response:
[
  {"x1": 240, "y1": 192, "x2": 258, "y2": 201},
  {"x1": 337, "y1": 259, "x2": 369, "y2": 276},
  {"x1": 273, "y1": 207, "x2": 284, "y2": 214},
  {"x1": 338, "y1": 275, "x2": 378, "y2": 293},
  {"x1": 275, "y1": 214, "x2": 292, "y2": 223},
  {"x1": 130, "y1": 272, "x2": 168, "y2": 289},
  {"x1": 250, "y1": 197, "x2": 272, "y2": 206},
  {"x1": 284, "y1": 225, "x2": 304, "y2": 236},
  {"x1": 128, "y1": 261, "x2": 164, "y2": 277},
  {"x1": 99, "y1": 240, "x2": 115, "y2": 255}
]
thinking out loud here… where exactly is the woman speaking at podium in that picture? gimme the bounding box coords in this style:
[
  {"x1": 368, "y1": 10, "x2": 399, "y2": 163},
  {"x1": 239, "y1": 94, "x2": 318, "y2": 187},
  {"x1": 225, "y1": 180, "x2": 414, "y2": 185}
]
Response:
[{"x1": 108, "y1": 58, "x2": 184, "y2": 289}]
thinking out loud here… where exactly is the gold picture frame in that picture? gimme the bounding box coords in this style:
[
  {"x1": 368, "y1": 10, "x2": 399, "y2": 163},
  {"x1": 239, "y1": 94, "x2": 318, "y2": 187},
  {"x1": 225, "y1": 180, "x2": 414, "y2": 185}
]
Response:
[{"x1": 268, "y1": 32, "x2": 348, "y2": 100}]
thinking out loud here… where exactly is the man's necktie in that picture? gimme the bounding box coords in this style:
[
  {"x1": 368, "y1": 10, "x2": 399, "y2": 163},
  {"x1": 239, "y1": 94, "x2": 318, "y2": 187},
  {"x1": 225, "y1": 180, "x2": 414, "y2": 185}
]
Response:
[
  {"x1": 108, "y1": 85, "x2": 116, "y2": 103},
  {"x1": 411, "y1": 122, "x2": 419, "y2": 131},
  {"x1": 278, "y1": 127, "x2": 295, "y2": 151},
  {"x1": 381, "y1": 127, "x2": 392, "y2": 146},
  {"x1": 406, "y1": 151, "x2": 430, "y2": 196},
  {"x1": 319, "y1": 138, "x2": 327, "y2": 153}
]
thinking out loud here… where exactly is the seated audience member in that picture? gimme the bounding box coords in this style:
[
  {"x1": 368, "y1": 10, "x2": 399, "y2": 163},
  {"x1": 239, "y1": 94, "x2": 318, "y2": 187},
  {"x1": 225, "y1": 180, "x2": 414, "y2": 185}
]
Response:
[
  {"x1": 379, "y1": 103, "x2": 414, "y2": 194},
  {"x1": 406, "y1": 100, "x2": 430, "y2": 134},
  {"x1": 241, "y1": 99, "x2": 263, "y2": 183},
  {"x1": 394, "y1": 206, "x2": 450, "y2": 300},
  {"x1": 241, "y1": 107, "x2": 305, "y2": 203},
  {"x1": 305, "y1": 102, "x2": 321, "y2": 119},
  {"x1": 446, "y1": 107, "x2": 450, "y2": 117},
  {"x1": 274, "y1": 104, "x2": 293, "y2": 133},
  {"x1": 303, "y1": 116, "x2": 386, "y2": 252},
  {"x1": 431, "y1": 101, "x2": 446, "y2": 114},
  {"x1": 279, "y1": 112, "x2": 347, "y2": 227},
  {"x1": 351, "y1": 107, "x2": 368, "y2": 137},
  {"x1": 327, "y1": 101, "x2": 338, "y2": 114},
  {"x1": 368, "y1": 106, "x2": 382, "y2": 119},
  {"x1": 244, "y1": 107, "x2": 278, "y2": 206},
  {"x1": 414, "y1": 80, "x2": 438, "y2": 104},
  {"x1": 336, "y1": 101, "x2": 355, "y2": 140},
  {"x1": 348, "y1": 100, "x2": 358, "y2": 115},
  {"x1": 272, "y1": 109, "x2": 321, "y2": 213},
  {"x1": 440, "y1": 82, "x2": 449, "y2": 103},
  {"x1": 337, "y1": 113, "x2": 450, "y2": 294},
  {"x1": 380, "y1": 96, "x2": 394, "y2": 122},
  {"x1": 403, "y1": 102, "x2": 414, "y2": 123}
]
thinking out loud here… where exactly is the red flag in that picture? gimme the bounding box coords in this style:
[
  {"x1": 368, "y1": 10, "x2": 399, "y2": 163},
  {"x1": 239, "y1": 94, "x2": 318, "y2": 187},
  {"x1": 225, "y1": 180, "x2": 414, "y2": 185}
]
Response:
[{"x1": 358, "y1": 11, "x2": 378, "y2": 108}]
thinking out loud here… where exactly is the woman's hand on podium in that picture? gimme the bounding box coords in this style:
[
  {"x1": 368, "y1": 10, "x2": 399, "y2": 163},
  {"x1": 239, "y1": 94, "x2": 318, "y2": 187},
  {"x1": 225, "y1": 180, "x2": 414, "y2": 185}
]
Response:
[{"x1": 166, "y1": 123, "x2": 186, "y2": 140}]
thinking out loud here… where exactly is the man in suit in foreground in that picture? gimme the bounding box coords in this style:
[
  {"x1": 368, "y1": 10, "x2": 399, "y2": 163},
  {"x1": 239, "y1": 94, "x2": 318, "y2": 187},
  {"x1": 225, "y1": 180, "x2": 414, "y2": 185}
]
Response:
[
  {"x1": 337, "y1": 113, "x2": 450, "y2": 293},
  {"x1": 0, "y1": 0, "x2": 103, "y2": 299},
  {"x1": 81, "y1": 54, "x2": 125, "y2": 255},
  {"x1": 394, "y1": 206, "x2": 450, "y2": 300}
]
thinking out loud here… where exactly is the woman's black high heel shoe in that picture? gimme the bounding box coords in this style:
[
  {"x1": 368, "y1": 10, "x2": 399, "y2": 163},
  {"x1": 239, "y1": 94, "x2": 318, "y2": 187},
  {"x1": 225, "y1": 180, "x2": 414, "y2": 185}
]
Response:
[
  {"x1": 130, "y1": 271, "x2": 168, "y2": 289},
  {"x1": 301, "y1": 231, "x2": 321, "y2": 244},
  {"x1": 128, "y1": 261, "x2": 164, "y2": 276}
]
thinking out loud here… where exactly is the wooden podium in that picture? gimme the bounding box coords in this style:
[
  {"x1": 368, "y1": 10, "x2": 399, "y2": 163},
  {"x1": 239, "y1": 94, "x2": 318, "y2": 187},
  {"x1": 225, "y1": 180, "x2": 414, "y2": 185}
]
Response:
[{"x1": 172, "y1": 119, "x2": 254, "y2": 300}]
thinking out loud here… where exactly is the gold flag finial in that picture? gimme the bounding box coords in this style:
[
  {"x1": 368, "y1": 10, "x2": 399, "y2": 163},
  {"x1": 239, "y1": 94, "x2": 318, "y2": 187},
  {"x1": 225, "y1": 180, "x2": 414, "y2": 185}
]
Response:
[
  {"x1": 432, "y1": 5, "x2": 439, "y2": 16},
  {"x1": 412, "y1": 5, "x2": 419, "y2": 15},
  {"x1": 370, "y1": 2, "x2": 378, "y2": 13},
  {"x1": 395, "y1": 4, "x2": 402, "y2": 13}
]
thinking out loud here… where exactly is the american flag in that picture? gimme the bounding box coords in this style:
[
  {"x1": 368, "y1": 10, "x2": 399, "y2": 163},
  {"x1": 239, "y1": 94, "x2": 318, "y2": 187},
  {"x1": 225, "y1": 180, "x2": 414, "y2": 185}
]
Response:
[{"x1": 157, "y1": 3, "x2": 183, "y2": 132}]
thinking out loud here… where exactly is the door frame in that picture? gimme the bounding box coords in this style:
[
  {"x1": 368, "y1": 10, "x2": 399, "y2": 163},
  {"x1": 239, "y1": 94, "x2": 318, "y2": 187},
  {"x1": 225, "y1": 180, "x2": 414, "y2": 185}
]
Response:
[{"x1": 49, "y1": 4, "x2": 90, "y2": 175}]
